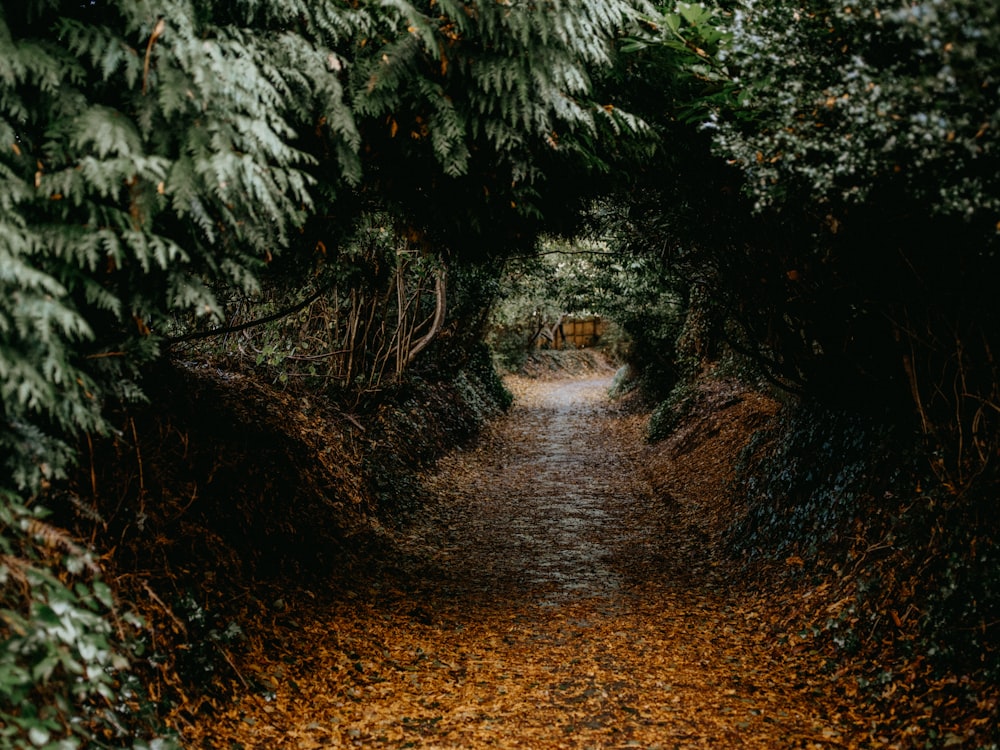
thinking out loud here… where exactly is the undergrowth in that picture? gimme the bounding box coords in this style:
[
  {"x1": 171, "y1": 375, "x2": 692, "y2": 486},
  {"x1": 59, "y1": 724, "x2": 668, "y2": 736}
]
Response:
[
  {"x1": 647, "y1": 380, "x2": 700, "y2": 443},
  {"x1": 728, "y1": 404, "x2": 902, "y2": 560},
  {"x1": 0, "y1": 495, "x2": 179, "y2": 749},
  {"x1": 365, "y1": 343, "x2": 513, "y2": 524},
  {"x1": 725, "y1": 397, "x2": 1000, "y2": 745}
]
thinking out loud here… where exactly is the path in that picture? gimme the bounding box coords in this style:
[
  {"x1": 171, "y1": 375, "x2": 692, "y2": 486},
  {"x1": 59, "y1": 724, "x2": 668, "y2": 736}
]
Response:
[{"x1": 196, "y1": 375, "x2": 875, "y2": 749}]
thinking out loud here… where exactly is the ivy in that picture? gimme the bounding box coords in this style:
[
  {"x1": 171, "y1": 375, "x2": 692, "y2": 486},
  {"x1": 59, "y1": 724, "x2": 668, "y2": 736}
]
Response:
[
  {"x1": 711, "y1": 0, "x2": 1000, "y2": 229},
  {"x1": 0, "y1": 493, "x2": 178, "y2": 749}
]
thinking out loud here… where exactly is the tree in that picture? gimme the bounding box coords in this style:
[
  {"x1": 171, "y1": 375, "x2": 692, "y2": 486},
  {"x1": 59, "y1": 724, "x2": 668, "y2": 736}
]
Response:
[
  {"x1": 704, "y1": 0, "x2": 1000, "y2": 485},
  {"x1": 339, "y1": 0, "x2": 651, "y2": 261},
  {"x1": 0, "y1": 0, "x2": 371, "y2": 493},
  {"x1": 571, "y1": 0, "x2": 754, "y2": 393}
]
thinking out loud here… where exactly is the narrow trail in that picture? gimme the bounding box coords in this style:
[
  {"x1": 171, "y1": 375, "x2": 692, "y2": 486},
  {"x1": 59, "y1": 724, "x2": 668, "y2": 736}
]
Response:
[{"x1": 199, "y1": 375, "x2": 876, "y2": 749}]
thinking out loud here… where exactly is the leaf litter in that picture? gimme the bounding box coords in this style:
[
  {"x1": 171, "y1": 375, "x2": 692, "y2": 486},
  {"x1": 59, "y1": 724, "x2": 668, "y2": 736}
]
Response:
[{"x1": 187, "y1": 372, "x2": 896, "y2": 749}]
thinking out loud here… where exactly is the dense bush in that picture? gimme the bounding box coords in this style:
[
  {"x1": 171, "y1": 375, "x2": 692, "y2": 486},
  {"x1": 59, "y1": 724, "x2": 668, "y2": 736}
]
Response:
[
  {"x1": 707, "y1": 0, "x2": 1000, "y2": 472},
  {"x1": 729, "y1": 403, "x2": 903, "y2": 561}
]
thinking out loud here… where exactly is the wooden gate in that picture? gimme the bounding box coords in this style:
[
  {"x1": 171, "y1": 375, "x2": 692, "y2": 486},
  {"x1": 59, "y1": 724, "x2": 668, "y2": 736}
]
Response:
[{"x1": 532, "y1": 315, "x2": 606, "y2": 349}]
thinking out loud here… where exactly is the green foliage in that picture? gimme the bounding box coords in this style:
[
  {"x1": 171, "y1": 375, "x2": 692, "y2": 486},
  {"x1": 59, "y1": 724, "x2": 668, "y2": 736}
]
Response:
[
  {"x1": 713, "y1": 0, "x2": 1000, "y2": 228},
  {"x1": 646, "y1": 379, "x2": 698, "y2": 442},
  {"x1": 2, "y1": 0, "x2": 653, "y2": 490},
  {"x1": 343, "y1": 0, "x2": 652, "y2": 253},
  {"x1": 0, "y1": 0, "x2": 371, "y2": 493},
  {"x1": 0, "y1": 2, "x2": 365, "y2": 745},
  {"x1": 0, "y1": 493, "x2": 178, "y2": 749},
  {"x1": 622, "y1": 0, "x2": 736, "y2": 121},
  {"x1": 170, "y1": 593, "x2": 244, "y2": 687},
  {"x1": 699, "y1": 0, "x2": 1000, "y2": 484},
  {"x1": 616, "y1": 1, "x2": 1000, "y2": 485},
  {"x1": 459, "y1": 341, "x2": 514, "y2": 414},
  {"x1": 487, "y1": 240, "x2": 616, "y2": 369},
  {"x1": 585, "y1": 251, "x2": 689, "y2": 398},
  {"x1": 730, "y1": 404, "x2": 898, "y2": 559},
  {"x1": 595, "y1": 0, "x2": 1000, "y2": 709},
  {"x1": 575, "y1": 2, "x2": 763, "y2": 398},
  {"x1": 730, "y1": 400, "x2": 1000, "y2": 684},
  {"x1": 488, "y1": 237, "x2": 689, "y2": 384},
  {"x1": 900, "y1": 488, "x2": 1000, "y2": 681}
]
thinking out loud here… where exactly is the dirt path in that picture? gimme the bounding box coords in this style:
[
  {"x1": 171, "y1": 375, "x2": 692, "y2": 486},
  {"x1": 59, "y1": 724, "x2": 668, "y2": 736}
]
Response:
[{"x1": 196, "y1": 375, "x2": 877, "y2": 749}]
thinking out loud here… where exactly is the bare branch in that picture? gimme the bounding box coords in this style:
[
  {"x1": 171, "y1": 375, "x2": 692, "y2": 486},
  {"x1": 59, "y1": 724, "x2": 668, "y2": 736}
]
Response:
[{"x1": 406, "y1": 268, "x2": 447, "y2": 365}]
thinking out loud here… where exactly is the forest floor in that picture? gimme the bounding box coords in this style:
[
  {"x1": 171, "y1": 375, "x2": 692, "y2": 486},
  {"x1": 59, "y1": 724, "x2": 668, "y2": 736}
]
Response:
[{"x1": 184, "y1": 365, "x2": 900, "y2": 749}]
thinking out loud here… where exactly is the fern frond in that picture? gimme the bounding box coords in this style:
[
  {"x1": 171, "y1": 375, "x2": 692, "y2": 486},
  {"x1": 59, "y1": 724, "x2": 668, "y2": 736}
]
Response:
[
  {"x1": 121, "y1": 229, "x2": 189, "y2": 273},
  {"x1": 69, "y1": 105, "x2": 142, "y2": 159},
  {"x1": 55, "y1": 18, "x2": 140, "y2": 86},
  {"x1": 166, "y1": 271, "x2": 220, "y2": 318}
]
